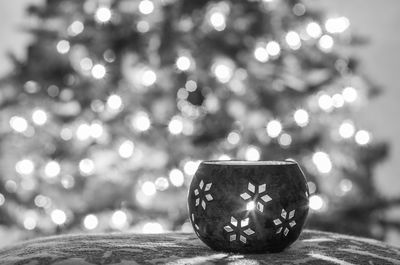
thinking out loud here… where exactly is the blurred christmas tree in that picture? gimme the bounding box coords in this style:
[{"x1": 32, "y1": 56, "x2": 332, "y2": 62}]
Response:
[{"x1": 0, "y1": 0, "x2": 395, "y2": 243}]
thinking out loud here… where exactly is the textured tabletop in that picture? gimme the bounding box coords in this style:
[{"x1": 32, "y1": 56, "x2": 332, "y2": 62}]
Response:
[{"x1": 0, "y1": 230, "x2": 399, "y2": 265}]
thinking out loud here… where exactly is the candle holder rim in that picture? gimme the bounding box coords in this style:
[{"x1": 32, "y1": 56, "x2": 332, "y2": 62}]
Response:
[{"x1": 201, "y1": 160, "x2": 297, "y2": 166}]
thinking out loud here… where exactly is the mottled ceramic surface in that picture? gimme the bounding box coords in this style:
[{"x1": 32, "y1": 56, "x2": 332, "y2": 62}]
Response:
[{"x1": 188, "y1": 160, "x2": 309, "y2": 253}]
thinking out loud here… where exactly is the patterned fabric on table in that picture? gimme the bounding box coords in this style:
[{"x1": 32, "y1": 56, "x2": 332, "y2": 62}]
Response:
[{"x1": 0, "y1": 230, "x2": 399, "y2": 265}]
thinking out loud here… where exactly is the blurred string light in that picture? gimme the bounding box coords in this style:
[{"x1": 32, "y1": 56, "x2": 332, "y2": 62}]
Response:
[
  {"x1": 176, "y1": 55, "x2": 192, "y2": 71},
  {"x1": 340, "y1": 179, "x2": 353, "y2": 193},
  {"x1": 306, "y1": 22, "x2": 322, "y2": 38},
  {"x1": 80, "y1": 58, "x2": 93, "y2": 71},
  {"x1": 209, "y1": 11, "x2": 226, "y2": 31},
  {"x1": 318, "y1": 35, "x2": 334, "y2": 52},
  {"x1": 56, "y1": 40, "x2": 70, "y2": 54},
  {"x1": 68, "y1": 20, "x2": 84, "y2": 36},
  {"x1": 111, "y1": 210, "x2": 127, "y2": 229},
  {"x1": 355, "y1": 130, "x2": 370, "y2": 145},
  {"x1": 61, "y1": 175, "x2": 75, "y2": 189},
  {"x1": 32, "y1": 109, "x2": 48, "y2": 125},
  {"x1": 254, "y1": 44, "x2": 269, "y2": 63},
  {"x1": 227, "y1": 131, "x2": 240, "y2": 145},
  {"x1": 342, "y1": 86, "x2": 358, "y2": 103},
  {"x1": 266, "y1": 119, "x2": 282, "y2": 138},
  {"x1": 76, "y1": 123, "x2": 91, "y2": 141},
  {"x1": 212, "y1": 60, "x2": 234, "y2": 83},
  {"x1": 141, "y1": 69, "x2": 157, "y2": 86},
  {"x1": 245, "y1": 146, "x2": 260, "y2": 161},
  {"x1": 183, "y1": 160, "x2": 200, "y2": 175},
  {"x1": 51, "y1": 209, "x2": 67, "y2": 225},
  {"x1": 312, "y1": 151, "x2": 332, "y2": 174},
  {"x1": 169, "y1": 168, "x2": 185, "y2": 187},
  {"x1": 10, "y1": 116, "x2": 28, "y2": 133},
  {"x1": 95, "y1": 6, "x2": 112, "y2": 23},
  {"x1": 15, "y1": 159, "x2": 35, "y2": 175},
  {"x1": 34, "y1": 194, "x2": 51, "y2": 208},
  {"x1": 309, "y1": 194, "x2": 324, "y2": 211},
  {"x1": 118, "y1": 140, "x2": 135, "y2": 159},
  {"x1": 91, "y1": 64, "x2": 106, "y2": 79},
  {"x1": 131, "y1": 111, "x2": 151, "y2": 132},
  {"x1": 143, "y1": 222, "x2": 164, "y2": 233},
  {"x1": 83, "y1": 214, "x2": 98, "y2": 230},
  {"x1": 278, "y1": 133, "x2": 292, "y2": 147},
  {"x1": 285, "y1": 31, "x2": 301, "y2": 50},
  {"x1": 137, "y1": 20, "x2": 150, "y2": 33},
  {"x1": 294, "y1": 109, "x2": 309, "y2": 127},
  {"x1": 168, "y1": 116, "x2": 184, "y2": 135},
  {"x1": 79, "y1": 158, "x2": 95, "y2": 176},
  {"x1": 138, "y1": 0, "x2": 154, "y2": 15},
  {"x1": 266, "y1": 41, "x2": 281, "y2": 57},
  {"x1": 0, "y1": 193, "x2": 4, "y2": 206},
  {"x1": 307, "y1": 181, "x2": 317, "y2": 194},
  {"x1": 90, "y1": 121, "x2": 104, "y2": 139},
  {"x1": 185, "y1": 80, "x2": 197, "y2": 92},
  {"x1": 218, "y1": 154, "x2": 231, "y2": 160},
  {"x1": 44, "y1": 160, "x2": 61, "y2": 178},
  {"x1": 5, "y1": 180, "x2": 17, "y2": 193},
  {"x1": 107, "y1": 94, "x2": 123, "y2": 111},
  {"x1": 155, "y1": 177, "x2": 169, "y2": 191},
  {"x1": 142, "y1": 181, "x2": 156, "y2": 196},
  {"x1": 338, "y1": 120, "x2": 355, "y2": 139},
  {"x1": 332, "y1": 94, "x2": 345, "y2": 108},
  {"x1": 325, "y1": 17, "x2": 350, "y2": 34},
  {"x1": 23, "y1": 215, "x2": 37, "y2": 230},
  {"x1": 318, "y1": 94, "x2": 333, "y2": 111}
]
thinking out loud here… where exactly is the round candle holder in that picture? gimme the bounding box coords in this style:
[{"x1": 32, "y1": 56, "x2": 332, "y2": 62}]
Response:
[{"x1": 188, "y1": 160, "x2": 309, "y2": 253}]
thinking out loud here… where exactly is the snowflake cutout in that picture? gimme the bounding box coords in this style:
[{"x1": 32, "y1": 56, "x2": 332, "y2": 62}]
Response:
[
  {"x1": 240, "y1": 182, "x2": 272, "y2": 212},
  {"x1": 273, "y1": 209, "x2": 296, "y2": 236},
  {"x1": 191, "y1": 213, "x2": 200, "y2": 236},
  {"x1": 223, "y1": 216, "x2": 255, "y2": 244},
  {"x1": 194, "y1": 180, "x2": 213, "y2": 210}
]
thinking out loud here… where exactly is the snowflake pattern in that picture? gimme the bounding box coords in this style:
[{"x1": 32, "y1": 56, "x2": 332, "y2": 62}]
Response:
[
  {"x1": 194, "y1": 180, "x2": 213, "y2": 210},
  {"x1": 223, "y1": 216, "x2": 255, "y2": 244},
  {"x1": 240, "y1": 182, "x2": 272, "y2": 212},
  {"x1": 273, "y1": 209, "x2": 296, "y2": 236}
]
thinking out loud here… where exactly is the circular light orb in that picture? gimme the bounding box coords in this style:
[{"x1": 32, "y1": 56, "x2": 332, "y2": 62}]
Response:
[
  {"x1": 266, "y1": 119, "x2": 282, "y2": 138},
  {"x1": 137, "y1": 20, "x2": 150, "y2": 33},
  {"x1": 24, "y1": 216, "x2": 37, "y2": 230},
  {"x1": 285, "y1": 31, "x2": 301, "y2": 50},
  {"x1": 213, "y1": 62, "x2": 233, "y2": 83},
  {"x1": 278, "y1": 133, "x2": 292, "y2": 147},
  {"x1": 340, "y1": 179, "x2": 353, "y2": 193},
  {"x1": 227, "y1": 131, "x2": 240, "y2": 145},
  {"x1": 155, "y1": 177, "x2": 169, "y2": 191},
  {"x1": 111, "y1": 210, "x2": 127, "y2": 229},
  {"x1": 306, "y1": 22, "x2": 322, "y2": 38},
  {"x1": 95, "y1": 7, "x2": 112, "y2": 23},
  {"x1": 325, "y1": 17, "x2": 350, "y2": 34},
  {"x1": 266, "y1": 41, "x2": 281, "y2": 57},
  {"x1": 169, "y1": 168, "x2": 185, "y2": 187},
  {"x1": 76, "y1": 123, "x2": 91, "y2": 141},
  {"x1": 0, "y1": 193, "x2": 4, "y2": 206},
  {"x1": 184, "y1": 160, "x2": 200, "y2": 176},
  {"x1": 294, "y1": 109, "x2": 309, "y2": 127},
  {"x1": 355, "y1": 130, "x2": 370, "y2": 145},
  {"x1": 79, "y1": 158, "x2": 95, "y2": 176},
  {"x1": 318, "y1": 94, "x2": 333, "y2": 111},
  {"x1": 209, "y1": 11, "x2": 226, "y2": 31},
  {"x1": 44, "y1": 161, "x2": 61, "y2": 178},
  {"x1": 176, "y1": 56, "x2": 191, "y2": 71},
  {"x1": 16, "y1": 159, "x2": 35, "y2": 175},
  {"x1": 118, "y1": 140, "x2": 135, "y2": 159},
  {"x1": 132, "y1": 112, "x2": 151, "y2": 132},
  {"x1": 56, "y1": 40, "x2": 70, "y2": 54},
  {"x1": 254, "y1": 46, "x2": 269, "y2": 63},
  {"x1": 90, "y1": 122, "x2": 104, "y2": 139},
  {"x1": 68, "y1": 20, "x2": 84, "y2": 36},
  {"x1": 32, "y1": 109, "x2": 48, "y2": 125},
  {"x1": 138, "y1": 0, "x2": 154, "y2": 15},
  {"x1": 309, "y1": 195, "x2": 324, "y2": 210},
  {"x1": 168, "y1": 116, "x2": 184, "y2": 135},
  {"x1": 342, "y1": 86, "x2": 358, "y2": 103},
  {"x1": 84, "y1": 214, "x2": 98, "y2": 230},
  {"x1": 143, "y1": 222, "x2": 164, "y2": 233},
  {"x1": 339, "y1": 121, "x2": 355, "y2": 139},
  {"x1": 142, "y1": 181, "x2": 156, "y2": 196},
  {"x1": 332, "y1": 93, "x2": 345, "y2": 108},
  {"x1": 245, "y1": 146, "x2": 261, "y2": 161},
  {"x1": 318, "y1": 35, "x2": 334, "y2": 51},
  {"x1": 107, "y1": 94, "x2": 123, "y2": 110},
  {"x1": 91, "y1": 64, "x2": 106, "y2": 79},
  {"x1": 141, "y1": 69, "x2": 157, "y2": 86},
  {"x1": 10, "y1": 116, "x2": 28, "y2": 133},
  {"x1": 51, "y1": 209, "x2": 67, "y2": 225},
  {"x1": 185, "y1": 80, "x2": 197, "y2": 92},
  {"x1": 80, "y1": 58, "x2": 93, "y2": 71},
  {"x1": 312, "y1": 151, "x2": 332, "y2": 174}
]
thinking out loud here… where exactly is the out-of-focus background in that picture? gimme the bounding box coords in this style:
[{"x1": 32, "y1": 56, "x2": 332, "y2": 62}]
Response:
[{"x1": 0, "y1": 0, "x2": 399, "y2": 247}]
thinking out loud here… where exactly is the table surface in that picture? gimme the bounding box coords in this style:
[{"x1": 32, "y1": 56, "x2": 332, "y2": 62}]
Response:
[{"x1": 0, "y1": 230, "x2": 399, "y2": 265}]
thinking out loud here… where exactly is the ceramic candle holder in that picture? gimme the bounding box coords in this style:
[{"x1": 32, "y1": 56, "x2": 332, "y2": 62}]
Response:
[{"x1": 188, "y1": 160, "x2": 309, "y2": 253}]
